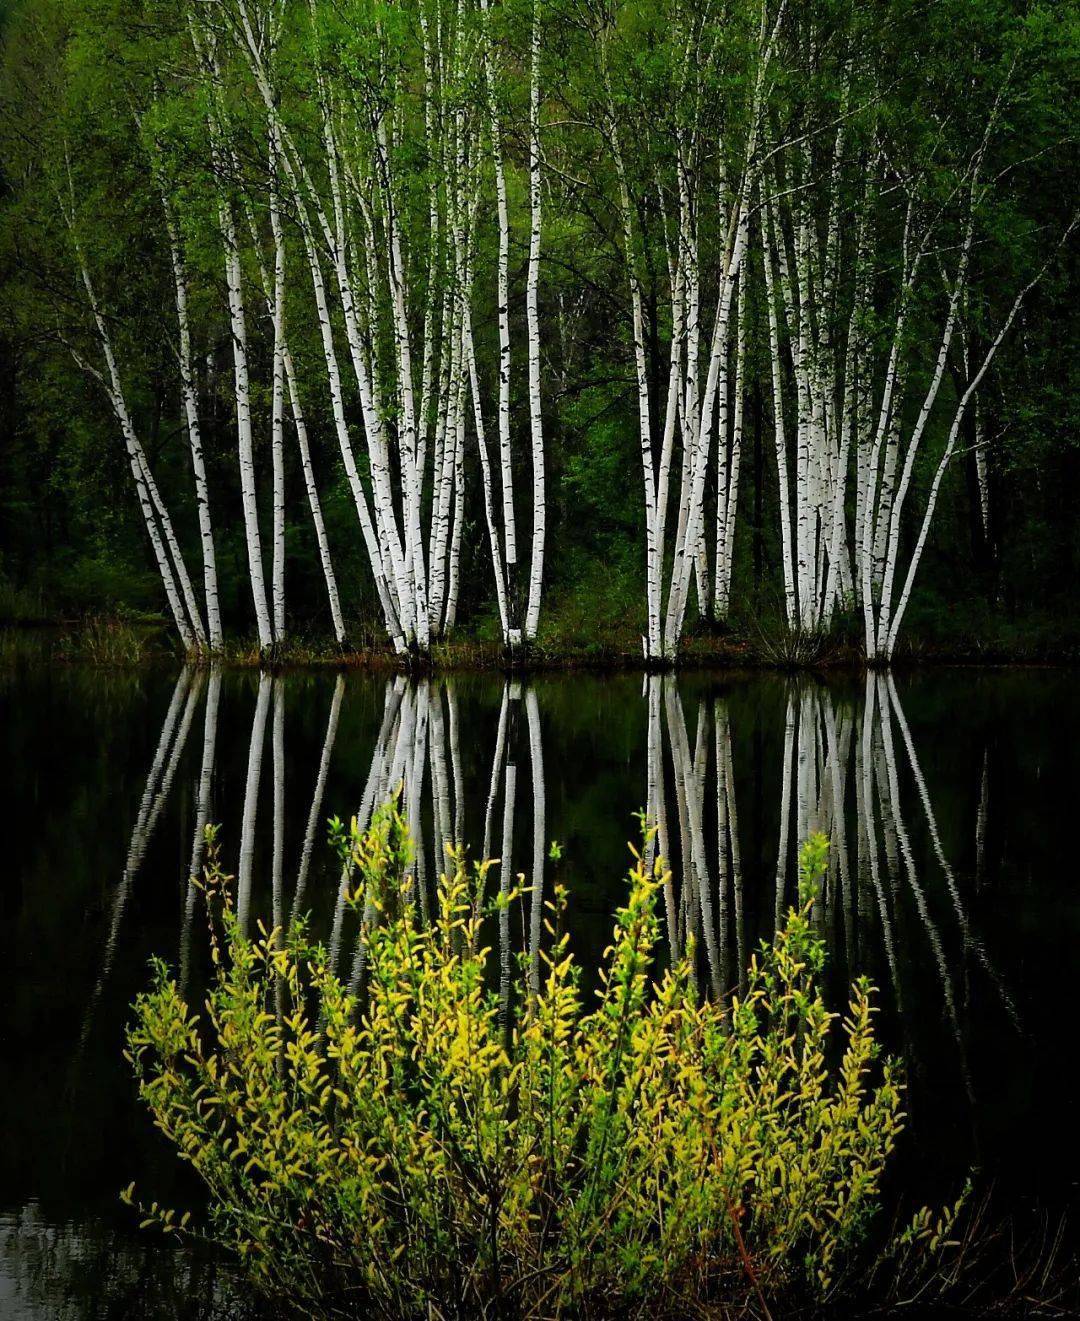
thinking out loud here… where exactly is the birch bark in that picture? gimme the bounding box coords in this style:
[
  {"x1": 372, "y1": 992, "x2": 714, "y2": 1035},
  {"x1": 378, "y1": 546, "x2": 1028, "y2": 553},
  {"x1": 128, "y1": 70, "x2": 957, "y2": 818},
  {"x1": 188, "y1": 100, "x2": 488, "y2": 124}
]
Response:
[
  {"x1": 523, "y1": 0, "x2": 546, "y2": 642},
  {"x1": 160, "y1": 191, "x2": 222, "y2": 649}
]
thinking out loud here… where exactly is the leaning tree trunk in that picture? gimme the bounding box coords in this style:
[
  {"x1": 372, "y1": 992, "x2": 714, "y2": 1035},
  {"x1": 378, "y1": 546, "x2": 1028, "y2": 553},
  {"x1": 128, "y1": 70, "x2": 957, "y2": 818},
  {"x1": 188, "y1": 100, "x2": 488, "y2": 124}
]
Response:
[{"x1": 161, "y1": 191, "x2": 222, "y2": 650}]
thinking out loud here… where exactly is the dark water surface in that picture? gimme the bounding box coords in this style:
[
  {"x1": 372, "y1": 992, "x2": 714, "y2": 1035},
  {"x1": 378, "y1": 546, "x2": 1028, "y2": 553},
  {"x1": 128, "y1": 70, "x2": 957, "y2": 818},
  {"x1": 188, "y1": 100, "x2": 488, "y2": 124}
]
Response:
[{"x1": 1, "y1": 661, "x2": 1078, "y2": 1317}]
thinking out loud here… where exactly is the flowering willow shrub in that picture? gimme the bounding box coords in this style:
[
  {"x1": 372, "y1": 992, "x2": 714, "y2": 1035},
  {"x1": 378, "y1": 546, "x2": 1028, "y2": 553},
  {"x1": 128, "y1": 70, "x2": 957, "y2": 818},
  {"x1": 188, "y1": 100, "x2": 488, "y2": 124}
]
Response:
[{"x1": 126, "y1": 813, "x2": 905, "y2": 1318}]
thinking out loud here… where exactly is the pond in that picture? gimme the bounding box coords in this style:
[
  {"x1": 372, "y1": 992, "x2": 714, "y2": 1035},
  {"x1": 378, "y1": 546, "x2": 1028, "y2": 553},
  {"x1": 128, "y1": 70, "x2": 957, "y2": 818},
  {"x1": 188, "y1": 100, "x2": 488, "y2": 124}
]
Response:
[{"x1": 1, "y1": 661, "x2": 1078, "y2": 1316}]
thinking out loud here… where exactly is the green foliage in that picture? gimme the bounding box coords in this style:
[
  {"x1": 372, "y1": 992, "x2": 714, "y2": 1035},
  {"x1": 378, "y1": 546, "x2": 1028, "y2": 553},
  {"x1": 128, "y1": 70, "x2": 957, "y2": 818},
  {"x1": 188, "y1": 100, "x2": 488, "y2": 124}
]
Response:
[
  {"x1": 0, "y1": 574, "x2": 48, "y2": 623},
  {"x1": 126, "y1": 812, "x2": 916, "y2": 1318}
]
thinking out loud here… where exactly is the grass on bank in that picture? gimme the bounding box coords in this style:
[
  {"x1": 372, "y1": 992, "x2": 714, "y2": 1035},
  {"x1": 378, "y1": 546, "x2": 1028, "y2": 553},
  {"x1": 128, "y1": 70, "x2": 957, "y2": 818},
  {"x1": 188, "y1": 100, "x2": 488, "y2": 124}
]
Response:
[
  {"x1": 15, "y1": 602, "x2": 1080, "y2": 674},
  {"x1": 55, "y1": 614, "x2": 163, "y2": 666},
  {"x1": 123, "y1": 814, "x2": 996, "y2": 1319},
  {"x1": 7, "y1": 554, "x2": 1080, "y2": 669},
  {"x1": 8, "y1": 548, "x2": 1080, "y2": 670}
]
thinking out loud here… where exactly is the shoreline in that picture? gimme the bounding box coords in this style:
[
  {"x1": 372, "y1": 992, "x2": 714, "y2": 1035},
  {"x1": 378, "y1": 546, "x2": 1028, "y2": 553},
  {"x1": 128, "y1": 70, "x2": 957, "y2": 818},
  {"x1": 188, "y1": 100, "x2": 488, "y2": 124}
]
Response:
[{"x1": 3, "y1": 620, "x2": 1078, "y2": 674}]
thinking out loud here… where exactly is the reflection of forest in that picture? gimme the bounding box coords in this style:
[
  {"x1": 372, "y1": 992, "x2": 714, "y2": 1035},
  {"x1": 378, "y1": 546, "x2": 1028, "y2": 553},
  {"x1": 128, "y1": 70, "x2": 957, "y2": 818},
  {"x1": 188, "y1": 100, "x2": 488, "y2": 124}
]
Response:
[
  {"x1": 12, "y1": 671, "x2": 1072, "y2": 1321},
  {"x1": 90, "y1": 668, "x2": 1013, "y2": 1081},
  {"x1": 9, "y1": 665, "x2": 1074, "y2": 1321},
  {"x1": 0, "y1": 1202, "x2": 245, "y2": 1320}
]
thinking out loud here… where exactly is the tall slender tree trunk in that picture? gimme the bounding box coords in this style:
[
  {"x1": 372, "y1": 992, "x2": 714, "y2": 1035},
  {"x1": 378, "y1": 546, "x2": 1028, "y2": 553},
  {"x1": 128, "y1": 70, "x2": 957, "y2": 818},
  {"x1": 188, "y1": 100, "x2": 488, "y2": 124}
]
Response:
[
  {"x1": 161, "y1": 192, "x2": 222, "y2": 649},
  {"x1": 524, "y1": 0, "x2": 545, "y2": 642}
]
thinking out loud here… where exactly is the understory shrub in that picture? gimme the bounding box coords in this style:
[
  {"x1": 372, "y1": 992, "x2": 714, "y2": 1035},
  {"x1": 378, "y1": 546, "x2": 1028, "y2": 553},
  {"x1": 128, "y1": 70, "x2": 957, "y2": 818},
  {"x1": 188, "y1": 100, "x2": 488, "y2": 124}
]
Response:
[
  {"x1": 57, "y1": 614, "x2": 158, "y2": 666},
  {"x1": 126, "y1": 813, "x2": 917, "y2": 1319},
  {"x1": 745, "y1": 601, "x2": 847, "y2": 667}
]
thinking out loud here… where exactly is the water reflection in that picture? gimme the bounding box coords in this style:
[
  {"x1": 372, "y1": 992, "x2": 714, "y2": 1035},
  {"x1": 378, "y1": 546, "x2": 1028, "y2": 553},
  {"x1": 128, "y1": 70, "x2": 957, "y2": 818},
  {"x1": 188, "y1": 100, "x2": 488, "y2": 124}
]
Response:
[
  {"x1": 94, "y1": 667, "x2": 1021, "y2": 1093},
  {"x1": 4, "y1": 664, "x2": 1075, "y2": 1317},
  {"x1": 78, "y1": 667, "x2": 204, "y2": 1054},
  {"x1": 0, "y1": 1204, "x2": 248, "y2": 1320}
]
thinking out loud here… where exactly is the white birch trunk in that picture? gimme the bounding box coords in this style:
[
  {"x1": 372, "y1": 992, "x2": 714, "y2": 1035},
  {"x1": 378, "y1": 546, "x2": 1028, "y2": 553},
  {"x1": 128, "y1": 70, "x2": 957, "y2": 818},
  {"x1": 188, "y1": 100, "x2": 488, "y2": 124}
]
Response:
[
  {"x1": 216, "y1": 160, "x2": 273, "y2": 650},
  {"x1": 269, "y1": 128, "x2": 287, "y2": 644},
  {"x1": 241, "y1": 181, "x2": 347, "y2": 645},
  {"x1": 759, "y1": 202, "x2": 797, "y2": 626},
  {"x1": 523, "y1": 0, "x2": 546, "y2": 642},
  {"x1": 715, "y1": 275, "x2": 746, "y2": 619},
  {"x1": 161, "y1": 192, "x2": 222, "y2": 650},
  {"x1": 229, "y1": 16, "x2": 406, "y2": 649},
  {"x1": 66, "y1": 236, "x2": 201, "y2": 651},
  {"x1": 480, "y1": 0, "x2": 519, "y2": 640}
]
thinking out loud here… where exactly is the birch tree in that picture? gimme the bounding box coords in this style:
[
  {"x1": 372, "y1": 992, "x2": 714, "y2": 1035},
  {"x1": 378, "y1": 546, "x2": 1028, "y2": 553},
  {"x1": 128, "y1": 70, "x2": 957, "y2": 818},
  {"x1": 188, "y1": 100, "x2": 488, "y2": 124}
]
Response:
[
  {"x1": 154, "y1": 169, "x2": 224, "y2": 651},
  {"x1": 470, "y1": 0, "x2": 549, "y2": 650},
  {"x1": 596, "y1": 0, "x2": 783, "y2": 661},
  {"x1": 59, "y1": 187, "x2": 208, "y2": 653},
  {"x1": 757, "y1": 7, "x2": 1076, "y2": 659},
  {"x1": 190, "y1": 16, "x2": 274, "y2": 649}
]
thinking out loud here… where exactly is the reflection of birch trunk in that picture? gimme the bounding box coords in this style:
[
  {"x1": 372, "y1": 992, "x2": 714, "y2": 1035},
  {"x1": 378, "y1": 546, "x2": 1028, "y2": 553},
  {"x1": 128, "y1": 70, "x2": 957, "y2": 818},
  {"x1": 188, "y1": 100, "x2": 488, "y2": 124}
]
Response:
[
  {"x1": 448, "y1": 685, "x2": 465, "y2": 847},
  {"x1": 871, "y1": 674, "x2": 973, "y2": 1102},
  {"x1": 238, "y1": 675, "x2": 271, "y2": 934},
  {"x1": 387, "y1": 679, "x2": 415, "y2": 794},
  {"x1": 272, "y1": 678, "x2": 285, "y2": 929},
  {"x1": 663, "y1": 683, "x2": 713, "y2": 995},
  {"x1": 773, "y1": 684, "x2": 849, "y2": 945},
  {"x1": 79, "y1": 668, "x2": 198, "y2": 1053},
  {"x1": 775, "y1": 688, "x2": 796, "y2": 929},
  {"x1": 860, "y1": 676, "x2": 903, "y2": 1003},
  {"x1": 715, "y1": 699, "x2": 744, "y2": 997},
  {"x1": 795, "y1": 686, "x2": 819, "y2": 847},
  {"x1": 272, "y1": 677, "x2": 286, "y2": 1040},
  {"x1": 181, "y1": 667, "x2": 221, "y2": 991},
  {"x1": 694, "y1": 702, "x2": 720, "y2": 997},
  {"x1": 332, "y1": 679, "x2": 403, "y2": 979},
  {"x1": 665, "y1": 681, "x2": 694, "y2": 968},
  {"x1": 291, "y1": 676, "x2": 344, "y2": 925},
  {"x1": 823, "y1": 697, "x2": 855, "y2": 970},
  {"x1": 884, "y1": 674, "x2": 1018, "y2": 1030},
  {"x1": 858, "y1": 674, "x2": 903, "y2": 1009},
  {"x1": 716, "y1": 725, "x2": 732, "y2": 998},
  {"x1": 975, "y1": 746, "x2": 989, "y2": 892},
  {"x1": 644, "y1": 677, "x2": 677, "y2": 957},
  {"x1": 872, "y1": 732, "x2": 901, "y2": 916},
  {"x1": 498, "y1": 684, "x2": 521, "y2": 1027},
  {"x1": 407, "y1": 683, "x2": 431, "y2": 924},
  {"x1": 483, "y1": 685, "x2": 510, "y2": 868},
  {"x1": 525, "y1": 688, "x2": 546, "y2": 998},
  {"x1": 761, "y1": 683, "x2": 858, "y2": 956},
  {"x1": 430, "y1": 683, "x2": 454, "y2": 873}
]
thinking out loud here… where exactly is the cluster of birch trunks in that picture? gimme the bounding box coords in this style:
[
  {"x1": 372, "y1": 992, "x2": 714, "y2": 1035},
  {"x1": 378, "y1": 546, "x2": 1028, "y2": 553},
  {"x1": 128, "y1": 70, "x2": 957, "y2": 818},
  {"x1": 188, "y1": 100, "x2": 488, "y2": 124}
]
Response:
[{"x1": 56, "y1": 0, "x2": 1071, "y2": 663}]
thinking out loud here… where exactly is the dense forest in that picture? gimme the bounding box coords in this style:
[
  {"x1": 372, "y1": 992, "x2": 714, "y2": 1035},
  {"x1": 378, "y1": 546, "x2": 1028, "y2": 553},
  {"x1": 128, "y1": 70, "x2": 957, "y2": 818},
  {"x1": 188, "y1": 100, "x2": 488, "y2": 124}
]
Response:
[{"x1": 0, "y1": 0, "x2": 1076, "y2": 661}]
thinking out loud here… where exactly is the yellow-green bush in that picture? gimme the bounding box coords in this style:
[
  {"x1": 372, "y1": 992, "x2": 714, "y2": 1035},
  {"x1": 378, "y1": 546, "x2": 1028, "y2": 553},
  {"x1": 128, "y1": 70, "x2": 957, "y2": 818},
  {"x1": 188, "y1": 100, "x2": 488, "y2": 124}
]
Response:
[{"x1": 126, "y1": 811, "x2": 906, "y2": 1319}]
